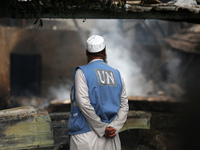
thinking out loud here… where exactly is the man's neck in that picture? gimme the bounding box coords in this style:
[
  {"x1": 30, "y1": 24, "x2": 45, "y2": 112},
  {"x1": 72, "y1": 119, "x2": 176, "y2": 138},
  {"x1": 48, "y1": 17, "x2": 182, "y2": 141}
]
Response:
[{"x1": 88, "y1": 57, "x2": 104, "y2": 63}]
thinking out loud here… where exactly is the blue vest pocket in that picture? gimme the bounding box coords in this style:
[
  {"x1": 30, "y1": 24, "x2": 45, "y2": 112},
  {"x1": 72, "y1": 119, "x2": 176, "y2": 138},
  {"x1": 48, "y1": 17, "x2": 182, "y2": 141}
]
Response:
[{"x1": 68, "y1": 106, "x2": 88, "y2": 132}]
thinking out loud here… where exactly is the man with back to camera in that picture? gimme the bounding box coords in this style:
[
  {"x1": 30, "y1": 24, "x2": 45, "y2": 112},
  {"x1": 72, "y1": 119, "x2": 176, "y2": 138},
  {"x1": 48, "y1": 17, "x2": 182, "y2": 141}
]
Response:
[{"x1": 68, "y1": 35, "x2": 129, "y2": 150}]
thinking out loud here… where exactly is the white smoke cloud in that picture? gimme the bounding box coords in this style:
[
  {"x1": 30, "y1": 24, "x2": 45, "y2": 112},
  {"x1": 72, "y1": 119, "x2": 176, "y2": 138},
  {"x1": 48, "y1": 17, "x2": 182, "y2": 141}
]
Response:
[
  {"x1": 90, "y1": 19, "x2": 147, "y2": 96},
  {"x1": 48, "y1": 84, "x2": 71, "y2": 101},
  {"x1": 43, "y1": 19, "x2": 185, "y2": 104}
]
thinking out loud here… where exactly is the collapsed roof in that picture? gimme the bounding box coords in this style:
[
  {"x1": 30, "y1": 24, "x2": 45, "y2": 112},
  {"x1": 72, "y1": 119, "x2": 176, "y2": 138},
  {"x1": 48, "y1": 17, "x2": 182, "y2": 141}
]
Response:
[
  {"x1": 0, "y1": 0, "x2": 200, "y2": 23},
  {"x1": 165, "y1": 25, "x2": 200, "y2": 54}
]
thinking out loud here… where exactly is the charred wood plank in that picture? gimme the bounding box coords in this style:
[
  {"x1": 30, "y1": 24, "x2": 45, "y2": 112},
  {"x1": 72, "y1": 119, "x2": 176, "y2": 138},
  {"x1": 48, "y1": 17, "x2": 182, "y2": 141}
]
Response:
[
  {"x1": 128, "y1": 96, "x2": 184, "y2": 113},
  {"x1": 0, "y1": 105, "x2": 54, "y2": 150}
]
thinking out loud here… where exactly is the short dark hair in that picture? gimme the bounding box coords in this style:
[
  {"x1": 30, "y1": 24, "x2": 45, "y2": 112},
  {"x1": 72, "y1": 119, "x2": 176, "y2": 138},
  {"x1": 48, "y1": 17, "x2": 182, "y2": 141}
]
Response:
[{"x1": 87, "y1": 48, "x2": 105, "y2": 57}]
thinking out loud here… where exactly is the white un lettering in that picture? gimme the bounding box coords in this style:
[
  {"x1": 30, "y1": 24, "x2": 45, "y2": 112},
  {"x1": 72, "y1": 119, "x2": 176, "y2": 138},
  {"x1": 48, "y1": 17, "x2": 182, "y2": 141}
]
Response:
[
  {"x1": 105, "y1": 71, "x2": 115, "y2": 84},
  {"x1": 95, "y1": 69, "x2": 116, "y2": 86},
  {"x1": 97, "y1": 70, "x2": 106, "y2": 84}
]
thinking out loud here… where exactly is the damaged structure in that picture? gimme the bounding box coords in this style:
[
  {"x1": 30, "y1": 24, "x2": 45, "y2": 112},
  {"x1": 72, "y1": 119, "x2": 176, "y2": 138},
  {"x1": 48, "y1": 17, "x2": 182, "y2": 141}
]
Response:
[{"x1": 0, "y1": 20, "x2": 89, "y2": 109}]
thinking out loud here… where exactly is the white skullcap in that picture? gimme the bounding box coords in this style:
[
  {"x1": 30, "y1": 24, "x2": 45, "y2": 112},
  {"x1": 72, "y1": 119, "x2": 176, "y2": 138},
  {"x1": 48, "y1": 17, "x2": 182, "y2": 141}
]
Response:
[{"x1": 86, "y1": 35, "x2": 106, "y2": 53}]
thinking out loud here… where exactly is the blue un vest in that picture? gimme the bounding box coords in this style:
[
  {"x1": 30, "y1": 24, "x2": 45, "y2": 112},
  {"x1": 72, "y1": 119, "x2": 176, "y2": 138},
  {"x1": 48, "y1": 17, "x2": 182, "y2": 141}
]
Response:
[{"x1": 68, "y1": 60, "x2": 122, "y2": 135}]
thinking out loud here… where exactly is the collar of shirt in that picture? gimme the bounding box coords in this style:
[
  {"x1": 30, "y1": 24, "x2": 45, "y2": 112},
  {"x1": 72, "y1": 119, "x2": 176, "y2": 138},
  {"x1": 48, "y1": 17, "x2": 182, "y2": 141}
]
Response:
[{"x1": 89, "y1": 59, "x2": 103, "y2": 64}]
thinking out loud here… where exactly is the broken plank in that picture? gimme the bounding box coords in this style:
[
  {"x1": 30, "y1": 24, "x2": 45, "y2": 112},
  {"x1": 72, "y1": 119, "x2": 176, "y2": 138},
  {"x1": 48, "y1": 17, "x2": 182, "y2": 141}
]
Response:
[{"x1": 0, "y1": 105, "x2": 54, "y2": 150}]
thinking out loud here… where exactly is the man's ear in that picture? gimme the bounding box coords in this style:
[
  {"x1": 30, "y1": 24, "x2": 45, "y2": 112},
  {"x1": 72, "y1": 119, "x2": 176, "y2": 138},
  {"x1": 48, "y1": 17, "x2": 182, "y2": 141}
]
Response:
[
  {"x1": 86, "y1": 50, "x2": 88, "y2": 56},
  {"x1": 104, "y1": 49, "x2": 106, "y2": 56}
]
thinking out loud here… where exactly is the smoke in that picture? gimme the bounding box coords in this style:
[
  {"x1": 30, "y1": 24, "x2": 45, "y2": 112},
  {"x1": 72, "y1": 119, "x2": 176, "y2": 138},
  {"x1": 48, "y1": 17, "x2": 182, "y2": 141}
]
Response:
[
  {"x1": 43, "y1": 19, "x2": 186, "y2": 106},
  {"x1": 165, "y1": 50, "x2": 182, "y2": 82},
  {"x1": 45, "y1": 19, "x2": 147, "y2": 101},
  {"x1": 90, "y1": 19, "x2": 147, "y2": 96},
  {"x1": 157, "y1": 50, "x2": 184, "y2": 98},
  {"x1": 88, "y1": 19, "x2": 187, "y2": 98},
  {"x1": 37, "y1": 82, "x2": 72, "y2": 108},
  {"x1": 48, "y1": 84, "x2": 71, "y2": 101}
]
